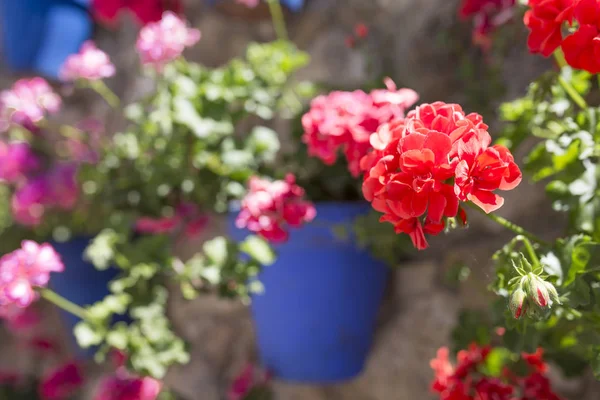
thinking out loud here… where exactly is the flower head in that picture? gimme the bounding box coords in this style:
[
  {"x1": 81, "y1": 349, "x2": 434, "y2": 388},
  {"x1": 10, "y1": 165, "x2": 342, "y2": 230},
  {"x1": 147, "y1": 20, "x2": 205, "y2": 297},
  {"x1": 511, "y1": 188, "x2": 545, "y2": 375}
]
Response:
[
  {"x1": 92, "y1": 0, "x2": 182, "y2": 26},
  {"x1": 0, "y1": 241, "x2": 64, "y2": 309},
  {"x1": 302, "y1": 80, "x2": 418, "y2": 176},
  {"x1": 460, "y1": 0, "x2": 517, "y2": 51},
  {"x1": 136, "y1": 11, "x2": 201, "y2": 70},
  {"x1": 228, "y1": 363, "x2": 272, "y2": 400},
  {"x1": 236, "y1": 174, "x2": 316, "y2": 243},
  {"x1": 509, "y1": 287, "x2": 527, "y2": 319},
  {"x1": 430, "y1": 344, "x2": 562, "y2": 400},
  {"x1": 0, "y1": 141, "x2": 39, "y2": 184},
  {"x1": 39, "y1": 362, "x2": 84, "y2": 400},
  {"x1": 94, "y1": 374, "x2": 161, "y2": 400},
  {"x1": 0, "y1": 78, "x2": 61, "y2": 132},
  {"x1": 60, "y1": 41, "x2": 116, "y2": 81},
  {"x1": 361, "y1": 101, "x2": 518, "y2": 250}
]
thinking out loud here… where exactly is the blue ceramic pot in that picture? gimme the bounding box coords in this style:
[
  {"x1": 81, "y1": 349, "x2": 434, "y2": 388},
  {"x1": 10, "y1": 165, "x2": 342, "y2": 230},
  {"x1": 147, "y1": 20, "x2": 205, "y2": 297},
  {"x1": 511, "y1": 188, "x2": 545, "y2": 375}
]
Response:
[
  {"x1": 0, "y1": 0, "x2": 92, "y2": 78},
  {"x1": 229, "y1": 202, "x2": 389, "y2": 382},
  {"x1": 50, "y1": 236, "x2": 128, "y2": 358}
]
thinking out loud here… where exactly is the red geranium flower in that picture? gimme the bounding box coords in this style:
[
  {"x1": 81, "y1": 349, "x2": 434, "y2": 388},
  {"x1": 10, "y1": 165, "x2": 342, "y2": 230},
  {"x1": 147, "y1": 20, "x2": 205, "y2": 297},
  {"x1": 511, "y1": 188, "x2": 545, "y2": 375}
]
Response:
[
  {"x1": 524, "y1": 0, "x2": 574, "y2": 56},
  {"x1": 454, "y1": 129, "x2": 521, "y2": 213},
  {"x1": 361, "y1": 102, "x2": 519, "y2": 250}
]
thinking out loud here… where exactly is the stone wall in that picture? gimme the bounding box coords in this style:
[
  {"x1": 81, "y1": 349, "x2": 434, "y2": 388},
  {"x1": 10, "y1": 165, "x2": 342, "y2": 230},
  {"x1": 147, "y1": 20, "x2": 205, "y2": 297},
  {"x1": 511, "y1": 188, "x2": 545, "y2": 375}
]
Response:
[{"x1": 2, "y1": 0, "x2": 600, "y2": 399}]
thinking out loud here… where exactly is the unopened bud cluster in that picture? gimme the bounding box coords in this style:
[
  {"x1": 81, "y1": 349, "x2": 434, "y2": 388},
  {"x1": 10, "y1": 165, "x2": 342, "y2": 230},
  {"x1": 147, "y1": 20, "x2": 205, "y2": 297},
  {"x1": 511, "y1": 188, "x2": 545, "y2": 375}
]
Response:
[{"x1": 508, "y1": 254, "x2": 560, "y2": 319}]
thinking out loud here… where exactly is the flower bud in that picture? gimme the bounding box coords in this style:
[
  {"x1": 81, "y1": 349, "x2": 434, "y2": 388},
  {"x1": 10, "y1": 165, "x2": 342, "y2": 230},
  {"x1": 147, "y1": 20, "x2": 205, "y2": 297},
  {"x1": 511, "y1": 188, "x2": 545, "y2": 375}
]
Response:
[
  {"x1": 509, "y1": 287, "x2": 527, "y2": 319},
  {"x1": 543, "y1": 281, "x2": 560, "y2": 305},
  {"x1": 528, "y1": 275, "x2": 549, "y2": 308}
]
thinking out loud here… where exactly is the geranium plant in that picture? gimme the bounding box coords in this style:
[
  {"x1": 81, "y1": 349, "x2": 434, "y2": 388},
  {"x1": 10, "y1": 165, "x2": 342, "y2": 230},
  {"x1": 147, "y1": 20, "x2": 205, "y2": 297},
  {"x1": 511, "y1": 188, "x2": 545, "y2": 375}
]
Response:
[
  {"x1": 426, "y1": 0, "x2": 600, "y2": 396},
  {"x1": 0, "y1": 1, "x2": 315, "y2": 393}
]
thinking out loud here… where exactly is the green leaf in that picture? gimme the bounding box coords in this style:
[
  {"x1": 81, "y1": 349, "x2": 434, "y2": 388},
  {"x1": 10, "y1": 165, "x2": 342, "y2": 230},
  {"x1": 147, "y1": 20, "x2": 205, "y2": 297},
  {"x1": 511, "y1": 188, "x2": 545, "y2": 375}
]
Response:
[
  {"x1": 240, "y1": 235, "x2": 276, "y2": 266},
  {"x1": 85, "y1": 229, "x2": 120, "y2": 270},
  {"x1": 74, "y1": 321, "x2": 105, "y2": 348},
  {"x1": 480, "y1": 347, "x2": 513, "y2": 377},
  {"x1": 203, "y1": 236, "x2": 229, "y2": 266},
  {"x1": 569, "y1": 276, "x2": 591, "y2": 307}
]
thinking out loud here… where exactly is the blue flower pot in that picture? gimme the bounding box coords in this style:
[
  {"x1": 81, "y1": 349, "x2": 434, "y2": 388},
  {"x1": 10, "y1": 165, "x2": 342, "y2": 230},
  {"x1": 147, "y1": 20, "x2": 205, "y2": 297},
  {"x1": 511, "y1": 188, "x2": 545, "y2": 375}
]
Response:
[
  {"x1": 0, "y1": 0, "x2": 92, "y2": 78},
  {"x1": 50, "y1": 236, "x2": 128, "y2": 358},
  {"x1": 229, "y1": 202, "x2": 389, "y2": 382}
]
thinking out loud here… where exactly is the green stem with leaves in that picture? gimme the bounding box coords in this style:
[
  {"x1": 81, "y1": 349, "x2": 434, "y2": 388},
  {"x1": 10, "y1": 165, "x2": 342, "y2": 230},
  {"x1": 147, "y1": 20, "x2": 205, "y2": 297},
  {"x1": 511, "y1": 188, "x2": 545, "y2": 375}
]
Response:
[
  {"x1": 39, "y1": 288, "x2": 89, "y2": 320},
  {"x1": 266, "y1": 0, "x2": 288, "y2": 41},
  {"x1": 88, "y1": 80, "x2": 120, "y2": 108},
  {"x1": 467, "y1": 202, "x2": 550, "y2": 247},
  {"x1": 552, "y1": 51, "x2": 588, "y2": 109}
]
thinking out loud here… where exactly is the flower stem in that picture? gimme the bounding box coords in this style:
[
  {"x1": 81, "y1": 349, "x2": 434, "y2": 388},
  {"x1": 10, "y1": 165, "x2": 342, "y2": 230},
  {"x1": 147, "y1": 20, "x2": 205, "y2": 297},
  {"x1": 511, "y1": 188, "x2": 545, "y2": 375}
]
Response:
[
  {"x1": 517, "y1": 235, "x2": 540, "y2": 267},
  {"x1": 88, "y1": 80, "x2": 120, "y2": 108},
  {"x1": 39, "y1": 288, "x2": 89, "y2": 320},
  {"x1": 557, "y1": 75, "x2": 588, "y2": 109},
  {"x1": 266, "y1": 0, "x2": 288, "y2": 41},
  {"x1": 467, "y1": 202, "x2": 550, "y2": 247},
  {"x1": 552, "y1": 50, "x2": 588, "y2": 109}
]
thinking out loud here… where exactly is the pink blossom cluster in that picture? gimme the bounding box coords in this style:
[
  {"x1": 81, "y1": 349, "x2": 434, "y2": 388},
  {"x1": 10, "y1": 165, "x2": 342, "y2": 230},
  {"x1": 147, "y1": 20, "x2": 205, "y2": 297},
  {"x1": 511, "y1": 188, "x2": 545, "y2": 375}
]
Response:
[
  {"x1": 40, "y1": 362, "x2": 85, "y2": 400},
  {"x1": 92, "y1": 0, "x2": 182, "y2": 26},
  {"x1": 302, "y1": 78, "x2": 419, "y2": 176},
  {"x1": 93, "y1": 350, "x2": 162, "y2": 400},
  {"x1": 136, "y1": 11, "x2": 201, "y2": 70},
  {"x1": 236, "y1": 174, "x2": 316, "y2": 243},
  {"x1": 228, "y1": 363, "x2": 272, "y2": 400},
  {"x1": 11, "y1": 163, "x2": 79, "y2": 227},
  {"x1": 0, "y1": 241, "x2": 64, "y2": 310},
  {"x1": 94, "y1": 374, "x2": 162, "y2": 400},
  {"x1": 0, "y1": 78, "x2": 61, "y2": 132},
  {"x1": 0, "y1": 141, "x2": 40, "y2": 183},
  {"x1": 135, "y1": 201, "x2": 209, "y2": 237},
  {"x1": 60, "y1": 41, "x2": 116, "y2": 82}
]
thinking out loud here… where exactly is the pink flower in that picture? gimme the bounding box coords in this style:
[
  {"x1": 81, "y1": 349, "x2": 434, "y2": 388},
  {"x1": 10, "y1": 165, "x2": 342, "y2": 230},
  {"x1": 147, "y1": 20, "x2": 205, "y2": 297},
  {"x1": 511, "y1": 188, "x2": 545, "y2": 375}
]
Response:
[
  {"x1": 94, "y1": 374, "x2": 161, "y2": 400},
  {"x1": 0, "y1": 304, "x2": 41, "y2": 332},
  {"x1": 136, "y1": 11, "x2": 201, "y2": 70},
  {"x1": 302, "y1": 79, "x2": 418, "y2": 176},
  {"x1": 0, "y1": 78, "x2": 61, "y2": 132},
  {"x1": 228, "y1": 364, "x2": 271, "y2": 400},
  {"x1": 11, "y1": 164, "x2": 79, "y2": 226},
  {"x1": 0, "y1": 141, "x2": 39, "y2": 183},
  {"x1": 0, "y1": 241, "x2": 64, "y2": 308},
  {"x1": 60, "y1": 41, "x2": 116, "y2": 81},
  {"x1": 236, "y1": 0, "x2": 260, "y2": 7},
  {"x1": 236, "y1": 174, "x2": 316, "y2": 243},
  {"x1": 135, "y1": 202, "x2": 208, "y2": 237},
  {"x1": 39, "y1": 362, "x2": 84, "y2": 400},
  {"x1": 135, "y1": 215, "x2": 181, "y2": 234},
  {"x1": 46, "y1": 164, "x2": 79, "y2": 210},
  {"x1": 92, "y1": 0, "x2": 183, "y2": 26},
  {"x1": 11, "y1": 177, "x2": 52, "y2": 226}
]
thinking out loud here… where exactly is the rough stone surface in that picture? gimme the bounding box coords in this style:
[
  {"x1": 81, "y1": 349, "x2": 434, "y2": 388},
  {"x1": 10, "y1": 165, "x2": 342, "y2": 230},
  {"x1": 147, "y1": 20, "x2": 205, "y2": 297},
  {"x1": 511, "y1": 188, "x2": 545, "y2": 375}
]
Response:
[{"x1": 0, "y1": 0, "x2": 595, "y2": 399}]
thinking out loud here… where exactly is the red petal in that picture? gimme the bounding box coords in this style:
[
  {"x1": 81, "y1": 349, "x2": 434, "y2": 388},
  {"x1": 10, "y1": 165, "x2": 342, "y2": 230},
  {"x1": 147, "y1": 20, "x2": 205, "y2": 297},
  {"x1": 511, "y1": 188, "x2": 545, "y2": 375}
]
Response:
[
  {"x1": 423, "y1": 131, "x2": 452, "y2": 164},
  {"x1": 470, "y1": 190, "x2": 504, "y2": 214}
]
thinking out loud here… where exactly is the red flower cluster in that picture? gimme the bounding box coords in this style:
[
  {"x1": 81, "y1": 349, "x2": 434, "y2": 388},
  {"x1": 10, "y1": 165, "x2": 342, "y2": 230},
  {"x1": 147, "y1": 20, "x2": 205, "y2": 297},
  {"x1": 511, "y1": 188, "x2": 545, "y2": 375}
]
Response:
[
  {"x1": 361, "y1": 102, "x2": 521, "y2": 250},
  {"x1": 524, "y1": 0, "x2": 600, "y2": 73},
  {"x1": 92, "y1": 0, "x2": 182, "y2": 26},
  {"x1": 235, "y1": 174, "x2": 316, "y2": 243},
  {"x1": 459, "y1": 0, "x2": 517, "y2": 51},
  {"x1": 431, "y1": 345, "x2": 563, "y2": 400},
  {"x1": 302, "y1": 79, "x2": 418, "y2": 177}
]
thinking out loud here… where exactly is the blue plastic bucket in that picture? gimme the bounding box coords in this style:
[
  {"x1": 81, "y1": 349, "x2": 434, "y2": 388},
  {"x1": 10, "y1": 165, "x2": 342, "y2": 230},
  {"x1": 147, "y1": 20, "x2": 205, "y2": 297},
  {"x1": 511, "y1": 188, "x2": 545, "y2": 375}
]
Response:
[
  {"x1": 229, "y1": 202, "x2": 389, "y2": 382},
  {"x1": 50, "y1": 236, "x2": 128, "y2": 358},
  {"x1": 0, "y1": 0, "x2": 92, "y2": 78}
]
